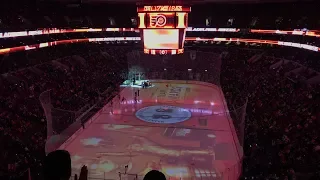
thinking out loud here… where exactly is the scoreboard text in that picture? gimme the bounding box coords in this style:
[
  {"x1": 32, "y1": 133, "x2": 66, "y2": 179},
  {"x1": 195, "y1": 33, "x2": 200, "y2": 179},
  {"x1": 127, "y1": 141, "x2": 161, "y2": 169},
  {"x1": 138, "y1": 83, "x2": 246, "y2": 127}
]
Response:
[{"x1": 137, "y1": 6, "x2": 191, "y2": 12}]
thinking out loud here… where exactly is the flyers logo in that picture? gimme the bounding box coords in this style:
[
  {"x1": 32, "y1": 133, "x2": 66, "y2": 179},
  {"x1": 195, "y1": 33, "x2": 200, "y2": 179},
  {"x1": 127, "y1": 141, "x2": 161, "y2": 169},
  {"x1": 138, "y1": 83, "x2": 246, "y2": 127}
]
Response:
[{"x1": 150, "y1": 14, "x2": 167, "y2": 28}]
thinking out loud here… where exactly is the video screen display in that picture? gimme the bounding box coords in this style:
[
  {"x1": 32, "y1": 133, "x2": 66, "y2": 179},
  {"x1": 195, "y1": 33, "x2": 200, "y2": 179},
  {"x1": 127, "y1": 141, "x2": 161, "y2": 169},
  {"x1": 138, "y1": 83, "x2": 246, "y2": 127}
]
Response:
[{"x1": 143, "y1": 29, "x2": 179, "y2": 49}]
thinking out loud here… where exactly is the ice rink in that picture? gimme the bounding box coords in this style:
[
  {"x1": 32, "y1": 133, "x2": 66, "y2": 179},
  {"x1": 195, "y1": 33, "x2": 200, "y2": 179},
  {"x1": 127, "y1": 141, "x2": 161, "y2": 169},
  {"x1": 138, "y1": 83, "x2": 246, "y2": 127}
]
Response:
[{"x1": 60, "y1": 80, "x2": 241, "y2": 180}]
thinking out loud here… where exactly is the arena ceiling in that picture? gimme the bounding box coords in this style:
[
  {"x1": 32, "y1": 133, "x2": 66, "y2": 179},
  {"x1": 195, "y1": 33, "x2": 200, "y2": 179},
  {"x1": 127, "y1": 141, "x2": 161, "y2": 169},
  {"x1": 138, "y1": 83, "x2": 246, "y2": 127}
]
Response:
[{"x1": 49, "y1": 0, "x2": 312, "y2": 4}]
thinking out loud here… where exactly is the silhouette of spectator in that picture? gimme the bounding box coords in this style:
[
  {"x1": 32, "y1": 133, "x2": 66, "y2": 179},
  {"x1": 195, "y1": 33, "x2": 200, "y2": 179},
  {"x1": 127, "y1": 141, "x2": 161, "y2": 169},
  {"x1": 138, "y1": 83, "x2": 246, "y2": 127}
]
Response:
[
  {"x1": 44, "y1": 150, "x2": 72, "y2": 180},
  {"x1": 143, "y1": 170, "x2": 166, "y2": 180},
  {"x1": 44, "y1": 150, "x2": 87, "y2": 180}
]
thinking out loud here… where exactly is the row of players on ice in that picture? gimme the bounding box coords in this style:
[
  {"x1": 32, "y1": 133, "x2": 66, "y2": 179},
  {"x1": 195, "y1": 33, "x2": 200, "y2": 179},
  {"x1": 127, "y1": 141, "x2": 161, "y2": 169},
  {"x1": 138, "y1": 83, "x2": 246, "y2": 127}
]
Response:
[{"x1": 116, "y1": 80, "x2": 171, "y2": 105}]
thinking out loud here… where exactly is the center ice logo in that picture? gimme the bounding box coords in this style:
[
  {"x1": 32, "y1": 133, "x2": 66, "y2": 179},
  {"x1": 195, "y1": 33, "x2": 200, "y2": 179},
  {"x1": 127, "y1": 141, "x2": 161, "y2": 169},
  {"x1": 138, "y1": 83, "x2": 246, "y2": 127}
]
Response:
[{"x1": 135, "y1": 105, "x2": 191, "y2": 124}]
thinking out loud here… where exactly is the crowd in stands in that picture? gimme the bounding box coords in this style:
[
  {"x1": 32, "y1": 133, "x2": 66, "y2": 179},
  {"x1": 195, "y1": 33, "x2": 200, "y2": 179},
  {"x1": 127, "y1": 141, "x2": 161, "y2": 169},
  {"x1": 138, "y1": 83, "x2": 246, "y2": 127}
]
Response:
[
  {"x1": 0, "y1": 44, "x2": 128, "y2": 179},
  {"x1": 219, "y1": 48, "x2": 320, "y2": 180}
]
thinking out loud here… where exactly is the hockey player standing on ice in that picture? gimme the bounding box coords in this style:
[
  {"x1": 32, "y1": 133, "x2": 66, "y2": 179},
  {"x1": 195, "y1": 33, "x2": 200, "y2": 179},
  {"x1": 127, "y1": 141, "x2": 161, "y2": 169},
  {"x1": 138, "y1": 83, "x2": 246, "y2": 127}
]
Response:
[
  {"x1": 134, "y1": 96, "x2": 138, "y2": 104},
  {"x1": 134, "y1": 92, "x2": 138, "y2": 104}
]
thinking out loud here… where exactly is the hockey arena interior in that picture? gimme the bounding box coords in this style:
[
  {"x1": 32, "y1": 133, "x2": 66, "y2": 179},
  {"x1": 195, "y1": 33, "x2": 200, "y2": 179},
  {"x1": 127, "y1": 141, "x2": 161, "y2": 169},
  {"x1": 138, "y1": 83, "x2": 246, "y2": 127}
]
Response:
[{"x1": 0, "y1": 1, "x2": 320, "y2": 180}]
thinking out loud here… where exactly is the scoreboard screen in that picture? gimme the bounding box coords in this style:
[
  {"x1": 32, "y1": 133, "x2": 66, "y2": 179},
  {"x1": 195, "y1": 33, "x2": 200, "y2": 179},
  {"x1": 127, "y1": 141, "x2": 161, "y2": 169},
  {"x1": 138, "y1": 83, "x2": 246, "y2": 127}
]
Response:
[
  {"x1": 143, "y1": 29, "x2": 179, "y2": 49},
  {"x1": 137, "y1": 6, "x2": 190, "y2": 55}
]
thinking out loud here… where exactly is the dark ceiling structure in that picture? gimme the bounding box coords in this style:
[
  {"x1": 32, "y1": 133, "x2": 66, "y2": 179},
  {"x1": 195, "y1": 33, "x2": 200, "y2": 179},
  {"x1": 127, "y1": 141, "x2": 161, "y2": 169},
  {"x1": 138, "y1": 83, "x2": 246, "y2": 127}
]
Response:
[{"x1": 49, "y1": 0, "x2": 313, "y2": 4}]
